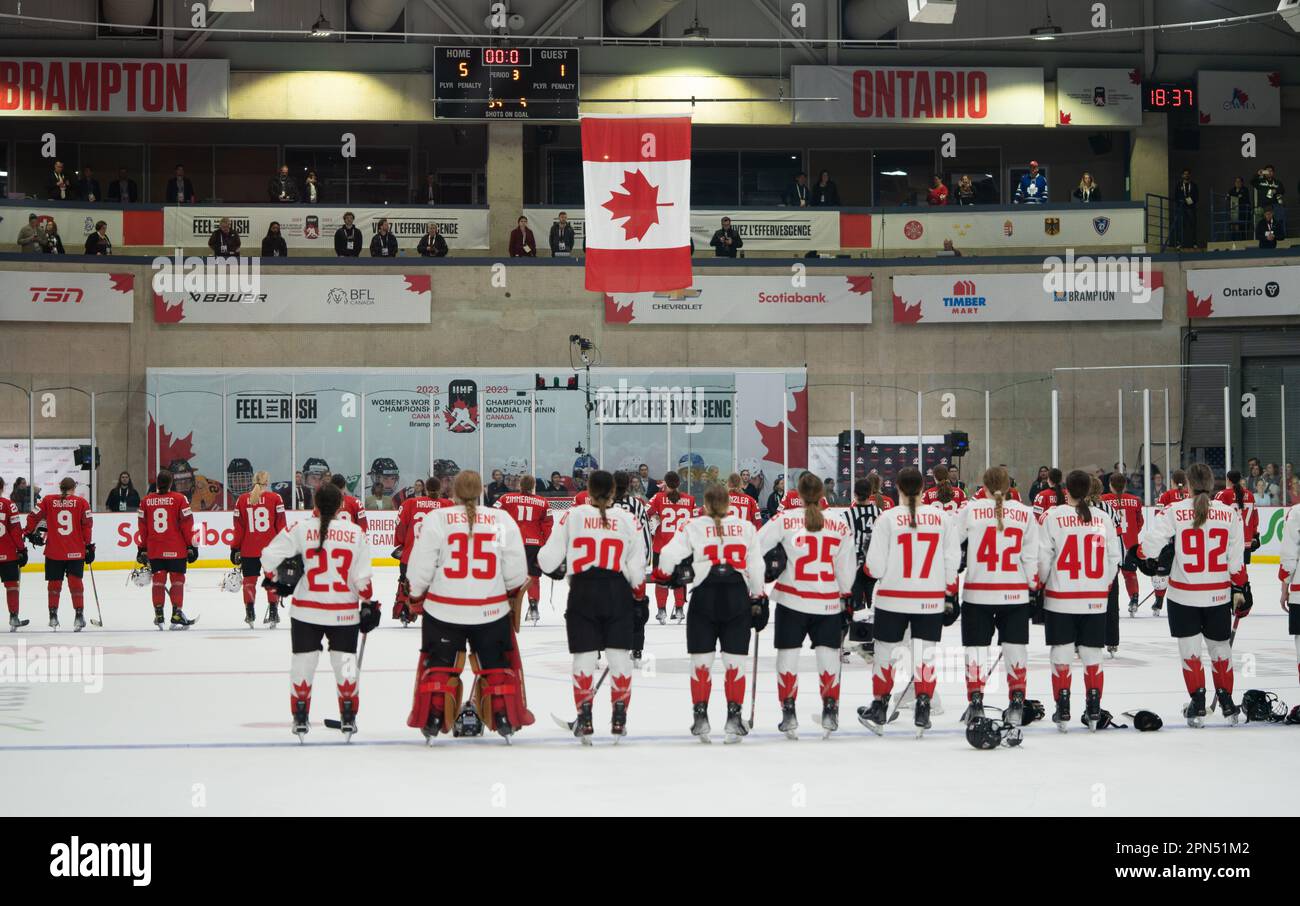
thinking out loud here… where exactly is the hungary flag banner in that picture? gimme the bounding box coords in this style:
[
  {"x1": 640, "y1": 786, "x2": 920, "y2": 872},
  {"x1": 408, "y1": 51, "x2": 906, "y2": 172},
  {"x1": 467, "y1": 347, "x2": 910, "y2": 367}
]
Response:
[{"x1": 581, "y1": 113, "x2": 692, "y2": 293}]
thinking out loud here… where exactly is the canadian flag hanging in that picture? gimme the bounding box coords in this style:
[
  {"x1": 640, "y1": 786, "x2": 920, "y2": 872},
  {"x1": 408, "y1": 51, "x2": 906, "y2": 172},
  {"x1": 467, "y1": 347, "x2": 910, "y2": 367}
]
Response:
[{"x1": 581, "y1": 113, "x2": 692, "y2": 293}]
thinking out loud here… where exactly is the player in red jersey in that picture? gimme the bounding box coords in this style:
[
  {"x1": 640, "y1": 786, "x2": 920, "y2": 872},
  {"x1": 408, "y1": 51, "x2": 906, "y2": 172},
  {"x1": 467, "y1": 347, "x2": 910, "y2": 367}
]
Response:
[
  {"x1": 1150, "y1": 468, "x2": 1190, "y2": 616},
  {"x1": 920, "y1": 464, "x2": 967, "y2": 513},
  {"x1": 973, "y1": 484, "x2": 1022, "y2": 503},
  {"x1": 1032, "y1": 468, "x2": 1067, "y2": 522},
  {"x1": 1216, "y1": 470, "x2": 1260, "y2": 561},
  {"x1": 1100, "y1": 473, "x2": 1145, "y2": 614},
  {"x1": 494, "y1": 474, "x2": 553, "y2": 624},
  {"x1": 232, "y1": 470, "x2": 288, "y2": 628},
  {"x1": 726, "y1": 472, "x2": 761, "y2": 526},
  {"x1": 138, "y1": 469, "x2": 198, "y2": 630},
  {"x1": 0, "y1": 477, "x2": 30, "y2": 631},
  {"x1": 392, "y1": 478, "x2": 452, "y2": 625},
  {"x1": 331, "y1": 473, "x2": 368, "y2": 533},
  {"x1": 26, "y1": 477, "x2": 93, "y2": 631},
  {"x1": 780, "y1": 477, "x2": 828, "y2": 512},
  {"x1": 646, "y1": 471, "x2": 696, "y2": 622}
]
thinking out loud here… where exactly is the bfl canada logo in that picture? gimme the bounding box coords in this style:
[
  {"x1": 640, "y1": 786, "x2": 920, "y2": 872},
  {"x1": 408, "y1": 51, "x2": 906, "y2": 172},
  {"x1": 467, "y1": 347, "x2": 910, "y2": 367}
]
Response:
[{"x1": 50, "y1": 837, "x2": 151, "y2": 886}]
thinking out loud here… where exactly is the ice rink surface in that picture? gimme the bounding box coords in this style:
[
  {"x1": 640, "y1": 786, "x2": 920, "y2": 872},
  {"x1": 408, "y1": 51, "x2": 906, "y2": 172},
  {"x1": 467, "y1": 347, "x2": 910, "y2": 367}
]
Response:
[{"x1": 2, "y1": 565, "x2": 1297, "y2": 817}]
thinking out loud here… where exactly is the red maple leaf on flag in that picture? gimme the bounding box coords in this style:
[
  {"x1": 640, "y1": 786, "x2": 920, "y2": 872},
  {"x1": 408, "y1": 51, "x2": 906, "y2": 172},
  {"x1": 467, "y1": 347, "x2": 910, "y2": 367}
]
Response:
[
  {"x1": 893, "y1": 293, "x2": 923, "y2": 324},
  {"x1": 603, "y1": 294, "x2": 635, "y2": 323},
  {"x1": 1128, "y1": 68, "x2": 1141, "y2": 85},
  {"x1": 755, "y1": 387, "x2": 808, "y2": 468},
  {"x1": 1186, "y1": 290, "x2": 1214, "y2": 319},
  {"x1": 1268, "y1": 72, "x2": 1281, "y2": 88},
  {"x1": 1059, "y1": 110, "x2": 1072, "y2": 125},
  {"x1": 845, "y1": 275, "x2": 873, "y2": 295},
  {"x1": 602, "y1": 169, "x2": 671, "y2": 242},
  {"x1": 147, "y1": 414, "x2": 196, "y2": 477}
]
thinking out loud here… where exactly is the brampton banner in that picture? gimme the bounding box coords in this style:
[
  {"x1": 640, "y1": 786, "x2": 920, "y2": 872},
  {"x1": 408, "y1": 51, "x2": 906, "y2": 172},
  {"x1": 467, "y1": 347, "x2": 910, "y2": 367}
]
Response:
[
  {"x1": 604, "y1": 274, "x2": 872, "y2": 325},
  {"x1": 0, "y1": 57, "x2": 229, "y2": 118},
  {"x1": 0, "y1": 270, "x2": 134, "y2": 322},
  {"x1": 791, "y1": 65, "x2": 1045, "y2": 125},
  {"x1": 152, "y1": 272, "x2": 432, "y2": 324},
  {"x1": 147, "y1": 367, "x2": 807, "y2": 514},
  {"x1": 163, "y1": 205, "x2": 491, "y2": 250},
  {"x1": 891, "y1": 269, "x2": 1164, "y2": 323},
  {"x1": 1185, "y1": 264, "x2": 1300, "y2": 318}
]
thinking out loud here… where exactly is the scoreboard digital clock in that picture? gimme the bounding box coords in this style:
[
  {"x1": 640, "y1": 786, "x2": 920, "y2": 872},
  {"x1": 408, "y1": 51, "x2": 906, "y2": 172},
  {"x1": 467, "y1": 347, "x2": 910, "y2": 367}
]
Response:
[
  {"x1": 435, "y1": 46, "x2": 579, "y2": 120},
  {"x1": 1142, "y1": 81, "x2": 1195, "y2": 112}
]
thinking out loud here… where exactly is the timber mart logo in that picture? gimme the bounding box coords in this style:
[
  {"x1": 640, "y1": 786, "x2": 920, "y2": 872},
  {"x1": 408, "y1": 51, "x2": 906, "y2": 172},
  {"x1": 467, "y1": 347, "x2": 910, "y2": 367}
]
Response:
[
  {"x1": 1042, "y1": 248, "x2": 1153, "y2": 305},
  {"x1": 941, "y1": 280, "x2": 986, "y2": 313}
]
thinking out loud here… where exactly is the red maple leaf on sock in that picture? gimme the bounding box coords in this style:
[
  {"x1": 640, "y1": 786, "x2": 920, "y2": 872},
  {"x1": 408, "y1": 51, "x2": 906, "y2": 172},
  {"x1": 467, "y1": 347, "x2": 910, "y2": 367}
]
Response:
[{"x1": 602, "y1": 169, "x2": 671, "y2": 242}]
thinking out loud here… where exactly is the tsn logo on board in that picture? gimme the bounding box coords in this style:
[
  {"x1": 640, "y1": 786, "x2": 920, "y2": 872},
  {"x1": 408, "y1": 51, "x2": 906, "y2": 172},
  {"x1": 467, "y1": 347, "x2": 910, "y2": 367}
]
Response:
[{"x1": 28, "y1": 287, "x2": 85, "y2": 304}]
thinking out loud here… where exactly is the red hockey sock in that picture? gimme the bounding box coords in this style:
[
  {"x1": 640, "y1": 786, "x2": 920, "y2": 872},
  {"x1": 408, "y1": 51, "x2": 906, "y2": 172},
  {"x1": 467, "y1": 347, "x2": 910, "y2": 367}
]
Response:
[
  {"x1": 818, "y1": 670, "x2": 841, "y2": 702},
  {"x1": 1006, "y1": 663, "x2": 1028, "y2": 697},
  {"x1": 267, "y1": 586, "x2": 279, "y2": 605},
  {"x1": 690, "y1": 664, "x2": 712, "y2": 705},
  {"x1": 337, "y1": 678, "x2": 358, "y2": 715},
  {"x1": 1210, "y1": 657, "x2": 1233, "y2": 695},
  {"x1": 291, "y1": 679, "x2": 312, "y2": 717},
  {"x1": 654, "y1": 584, "x2": 668, "y2": 610},
  {"x1": 572, "y1": 672, "x2": 596, "y2": 708},
  {"x1": 1122, "y1": 570, "x2": 1138, "y2": 598},
  {"x1": 241, "y1": 575, "x2": 257, "y2": 606},
  {"x1": 1051, "y1": 663, "x2": 1071, "y2": 698},
  {"x1": 527, "y1": 578, "x2": 539, "y2": 605},
  {"x1": 168, "y1": 573, "x2": 185, "y2": 609},
  {"x1": 67, "y1": 576, "x2": 84, "y2": 611},
  {"x1": 4, "y1": 582, "x2": 18, "y2": 615},
  {"x1": 776, "y1": 671, "x2": 798, "y2": 702},
  {"x1": 673, "y1": 586, "x2": 685, "y2": 608},
  {"x1": 1155, "y1": 589, "x2": 1165, "y2": 602},
  {"x1": 724, "y1": 664, "x2": 746, "y2": 706},
  {"x1": 872, "y1": 663, "x2": 895, "y2": 698},
  {"x1": 1083, "y1": 663, "x2": 1104, "y2": 695},
  {"x1": 915, "y1": 661, "x2": 937, "y2": 698},
  {"x1": 1182, "y1": 655, "x2": 1206, "y2": 695},
  {"x1": 610, "y1": 674, "x2": 632, "y2": 707},
  {"x1": 47, "y1": 580, "x2": 61, "y2": 611},
  {"x1": 151, "y1": 572, "x2": 167, "y2": 607}
]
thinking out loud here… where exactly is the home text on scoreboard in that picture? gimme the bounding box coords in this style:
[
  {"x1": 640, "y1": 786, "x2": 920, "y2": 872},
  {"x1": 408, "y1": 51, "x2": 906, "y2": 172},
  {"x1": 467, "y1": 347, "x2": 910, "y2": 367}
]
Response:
[{"x1": 435, "y1": 46, "x2": 580, "y2": 120}]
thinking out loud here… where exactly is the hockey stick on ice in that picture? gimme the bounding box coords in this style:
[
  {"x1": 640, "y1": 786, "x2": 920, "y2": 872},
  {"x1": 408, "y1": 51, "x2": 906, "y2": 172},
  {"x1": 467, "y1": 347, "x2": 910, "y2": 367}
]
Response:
[
  {"x1": 550, "y1": 666, "x2": 610, "y2": 731},
  {"x1": 746, "y1": 628, "x2": 760, "y2": 729},
  {"x1": 86, "y1": 562, "x2": 104, "y2": 627}
]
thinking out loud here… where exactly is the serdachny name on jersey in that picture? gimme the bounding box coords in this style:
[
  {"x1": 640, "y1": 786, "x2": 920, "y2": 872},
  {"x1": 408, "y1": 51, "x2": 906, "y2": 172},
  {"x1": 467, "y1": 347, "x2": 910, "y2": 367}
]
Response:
[{"x1": 49, "y1": 836, "x2": 151, "y2": 887}]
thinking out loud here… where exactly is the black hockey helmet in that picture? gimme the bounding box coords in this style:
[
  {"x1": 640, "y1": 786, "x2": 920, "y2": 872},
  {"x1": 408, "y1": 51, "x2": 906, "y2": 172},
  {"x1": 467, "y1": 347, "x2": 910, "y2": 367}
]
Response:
[
  {"x1": 1079, "y1": 709, "x2": 1126, "y2": 729},
  {"x1": 667, "y1": 559, "x2": 695, "y2": 589},
  {"x1": 432, "y1": 458, "x2": 460, "y2": 480},
  {"x1": 264, "y1": 554, "x2": 303, "y2": 598},
  {"x1": 965, "y1": 716, "x2": 1023, "y2": 750},
  {"x1": 226, "y1": 457, "x2": 254, "y2": 494},
  {"x1": 1124, "y1": 710, "x2": 1163, "y2": 731},
  {"x1": 1242, "y1": 689, "x2": 1288, "y2": 723},
  {"x1": 302, "y1": 457, "x2": 331, "y2": 477},
  {"x1": 763, "y1": 544, "x2": 788, "y2": 583},
  {"x1": 369, "y1": 456, "x2": 399, "y2": 480}
]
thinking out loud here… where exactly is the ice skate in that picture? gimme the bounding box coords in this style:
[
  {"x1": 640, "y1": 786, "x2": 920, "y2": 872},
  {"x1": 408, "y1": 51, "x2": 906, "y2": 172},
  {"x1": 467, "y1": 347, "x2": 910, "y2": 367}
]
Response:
[
  {"x1": 1183, "y1": 688, "x2": 1207, "y2": 728},
  {"x1": 1127, "y1": 594, "x2": 1139, "y2": 617},
  {"x1": 244, "y1": 603, "x2": 256, "y2": 628},
  {"x1": 526, "y1": 603, "x2": 539, "y2": 625},
  {"x1": 8, "y1": 613, "x2": 27, "y2": 632},
  {"x1": 263, "y1": 602, "x2": 280, "y2": 628},
  {"x1": 655, "y1": 608, "x2": 668, "y2": 626},
  {"x1": 961, "y1": 691, "x2": 985, "y2": 725},
  {"x1": 573, "y1": 702, "x2": 594, "y2": 745},
  {"x1": 169, "y1": 609, "x2": 195, "y2": 630},
  {"x1": 857, "y1": 697, "x2": 889, "y2": 736},
  {"x1": 913, "y1": 693, "x2": 932, "y2": 738},
  {"x1": 421, "y1": 709, "x2": 444, "y2": 744},
  {"x1": 819, "y1": 696, "x2": 839, "y2": 737},
  {"x1": 338, "y1": 700, "x2": 357, "y2": 742},
  {"x1": 1084, "y1": 689, "x2": 1102, "y2": 732},
  {"x1": 1215, "y1": 688, "x2": 1241, "y2": 724},
  {"x1": 690, "y1": 702, "x2": 711, "y2": 743},
  {"x1": 839, "y1": 648, "x2": 852, "y2": 665},
  {"x1": 292, "y1": 700, "x2": 309, "y2": 742},
  {"x1": 670, "y1": 605, "x2": 684, "y2": 623},
  {"x1": 610, "y1": 701, "x2": 627, "y2": 742},
  {"x1": 723, "y1": 702, "x2": 748, "y2": 744},
  {"x1": 73, "y1": 610, "x2": 86, "y2": 632},
  {"x1": 153, "y1": 606, "x2": 164, "y2": 629},
  {"x1": 47, "y1": 610, "x2": 59, "y2": 630},
  {"x1": 1106, "y1": 645, "x2": 1118, "y2": 658},
  {"x1": 1053, "y1": 689, "x2": 1071, "y2": 733},
  {"x1": 493, "y1": 710, "x2": 514, "y2": 743},
  {"x1": 452, "y1": 702, "x2": 483, "y2": 737},
  {"x1": 1005, "y1": 690, "x2": 1026, "y2": 727},
  {"x1": 1151, "y1": 599, "x2": 1163, "y2": 617},
  {"x1": 778, "y1": 697, "x2": 798, "y2": 740}
]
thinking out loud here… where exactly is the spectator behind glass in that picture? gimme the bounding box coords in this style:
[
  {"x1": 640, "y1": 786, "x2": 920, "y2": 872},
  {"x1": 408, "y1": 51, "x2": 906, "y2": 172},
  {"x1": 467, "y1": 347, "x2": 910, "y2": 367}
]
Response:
[
  {"x1": 84, "y1": 220, "x2": 112, "y2": 255},
  {"x1": 106, "y1": 472, "x2": 141, "y2": 512},
  {"x1": 370, "y1": 218, "x2": 398, "y2": 257},
  {"x1": 47, "y1": 159, "x2": 72, "y2": 200},
  {"x1": 417, "y1": 222, "x2": 448, "y2": 257},
  {"x1": 261, "y1": 221, "x2": 288, "y2": 257},
  {"x1": 926, "y1": 174, "x2": 948, "y2": 206},
  {"x1": 549, "y1": 212, "x2": 575, "y2": 256},
  {"x1": 77, "y1": 166, "x2": 101, "y2": 203},
  {"x1": 764, "y1": 476, "x2": 785, "y2": 520},
  {"x1": 1257, "y1": 205, "x2": 1284, "y2": 248},
  {"x1": 1072, "y1": 172, "x2": 1099, "y2": 203},
  {"x1": 709, "y1": 216, "x2": 742, "y2": 257},
  {"x1": 166, "y1": 165, "x2": 197, "y2": 204},
  {"x1": 1227, "y1": 176, "x2": 1252, "y2": 241},
  {"x1": 486, "y1": 469, "x2": 508, "y2": 504},
  {"x1": 269, "y1": 164, "x2": 298, "y2": 202},
  {"x1": 811, "y1": 170, "x2": 839, "y2": 207},
  {"x1": 108, "y1": 168, "x2": 139, "y2": 203},
  {"x1": 955, "y1": 174, "x2": 976, "y2": 205},
  {"x1": 303, "y1": 169, "x2": 321, "y2": 204},
  {"x1": 785, "y1": 172, "x2": 810, "y2": 208},
  {"x1": 209, "y1": 217, "x2": 241, "y2": 258},
  {"x1": 509, "y1": 216, "x2": 536, "y2": 257},
  {"x1": 1028, "y1": 466, "x2": 1051, "y2": 500},
  {"x1": 42, "y1": 219, "x2": 66, "y2": 254},
  {"x1": 365, "y1": 481, "x2": 394, "y2": 511},
  {"x1": 1251, "y1": 165, "x2": 1285, "y2": 235},
  {"x1": 1173, "y1": 168, "x2": 1198, "y2": 249},
  {"x1": 334, "y1": 211, "x2": 362, "y2": 257},
  {"x1": 11, "y1": 477, "x2": 33, "y2": 513},
  {"x1": 1013, "y1": 160, "x2": 1047, "y2": 204},
  {"x1": 938, "y1": 238, "x2": 962, "y2": 257},
  {"x1": 17, "y1": 214, "x2": 45, "y2": 253}
]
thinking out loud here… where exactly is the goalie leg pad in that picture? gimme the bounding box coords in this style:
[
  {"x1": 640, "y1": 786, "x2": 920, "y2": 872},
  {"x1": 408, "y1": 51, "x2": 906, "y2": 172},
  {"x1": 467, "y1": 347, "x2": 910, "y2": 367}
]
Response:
[{"x1": 406, "y1": 653, "x2": 465, "y2": 733}]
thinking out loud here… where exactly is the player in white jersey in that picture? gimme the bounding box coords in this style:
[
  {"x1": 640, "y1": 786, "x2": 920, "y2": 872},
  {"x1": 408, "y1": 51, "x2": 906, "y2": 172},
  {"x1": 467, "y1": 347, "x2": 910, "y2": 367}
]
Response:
[
  {"x1": 1037, "y1": 470, "x2": 1121, "y2": 732},
  {"x1": 260, "y1": 483, "x2": 378, "y2": 741},
  {"x1": 1138, "y1": 463, "x2": 1247, "y2": 725},
  {"x1": 405, "y1": 471, "x2": 532, "y2": 742},
  {"x1": 755, "y1": 473, "x2": 857, "y2": 739},
  {"x1": 954, "y1": 466, "x2": 1039, "y2": 726},
  {"x1": 657, "y1": 483, "x2": 766, "y2": 743},
  {"x1": 1278, "y1": 502, "x2": 1300, "y2": 689},
  {"x1": 856, "y1": 467, "x2": 961, "y2": 737},
  {"x1": 538, "y1": 470, "x2": 647, "y2": 743}
]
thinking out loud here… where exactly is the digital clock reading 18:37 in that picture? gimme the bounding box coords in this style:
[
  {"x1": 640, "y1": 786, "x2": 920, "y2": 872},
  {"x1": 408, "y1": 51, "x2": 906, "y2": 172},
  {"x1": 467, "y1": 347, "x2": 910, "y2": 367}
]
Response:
[
  {"x1": 435, "y1": 46, "x2": 580, "y2": 120},
  {"x1": 1141, "y1": 81, "x2": 1195, "y2": 112}
]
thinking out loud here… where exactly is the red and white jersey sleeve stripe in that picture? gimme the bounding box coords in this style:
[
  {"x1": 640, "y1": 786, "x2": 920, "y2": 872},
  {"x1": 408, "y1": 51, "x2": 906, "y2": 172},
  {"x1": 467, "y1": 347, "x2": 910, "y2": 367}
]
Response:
[
  {"x1": 657, "y1": 514, "x2": 765, "y2": 597},
  {"x1": 405, "y1": 505, "x2": 528, "y2": 626}
]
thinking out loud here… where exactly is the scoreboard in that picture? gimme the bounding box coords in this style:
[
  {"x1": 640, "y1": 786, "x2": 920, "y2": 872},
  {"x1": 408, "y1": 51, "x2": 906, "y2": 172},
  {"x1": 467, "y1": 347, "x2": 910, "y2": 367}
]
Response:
[
  {"x1": 435, "y1": 46, "x2": 579, "y2": 120},
  {"x1": 1141, "y1": 81, "x2": 1195, "y2": 112}
]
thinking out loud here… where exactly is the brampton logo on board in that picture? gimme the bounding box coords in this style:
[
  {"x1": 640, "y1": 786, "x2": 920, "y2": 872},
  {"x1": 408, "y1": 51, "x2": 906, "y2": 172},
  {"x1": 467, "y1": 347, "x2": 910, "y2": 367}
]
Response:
[
  {"x1": 49, "y1": 836, "x2": 151, "y2": 887},
  {"x1": 941, "y1": 279, "x2": 986, "y2": 314}
]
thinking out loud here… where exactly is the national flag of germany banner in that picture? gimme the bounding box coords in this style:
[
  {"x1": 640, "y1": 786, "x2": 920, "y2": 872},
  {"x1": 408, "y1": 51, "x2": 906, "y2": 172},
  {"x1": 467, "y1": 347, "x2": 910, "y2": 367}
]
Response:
[{"x1": 580, "y1": 113, "x2": 692, "y2": 293}]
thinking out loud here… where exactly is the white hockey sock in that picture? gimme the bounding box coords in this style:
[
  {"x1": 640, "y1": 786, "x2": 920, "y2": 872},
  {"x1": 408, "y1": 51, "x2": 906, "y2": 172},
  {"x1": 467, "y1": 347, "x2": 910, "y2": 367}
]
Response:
[
  {"x1": 1003, "y1": 643, "x2": 1029, "y2": 697},
  {"x1": 1078, "y1": 646, "x2": 1103, "y2": 669},
  {"x1": 290, "y1": 650, "x2": 320, "y2": 711},
  {"x1": 329, "y1": 649, "x2": 359, "y2": 706},
  {"x1": 964, "y1": 645, "x2": 988, "y2": 694},
  {"x1": 814, "y1": 645, "x2": 840, "y2": 699},
  {"x1": 872, "y1": 639, "x2": 900, "y2": 697},
  {"x1": 1177, "y1": 634, "x2": 1203, "y2": 664},
  {"x1": 690, "y1": 651, "x2": 715, "y2": 703},
  {"x1": 720, "y1": 651, "x2": 747, "y2": 704},
  {"x1": 572, "y1": 651, "x2": 599, "y2": 707},
  {"x1": 605, "y1": 649, "x2": 633, "y2": 707}
]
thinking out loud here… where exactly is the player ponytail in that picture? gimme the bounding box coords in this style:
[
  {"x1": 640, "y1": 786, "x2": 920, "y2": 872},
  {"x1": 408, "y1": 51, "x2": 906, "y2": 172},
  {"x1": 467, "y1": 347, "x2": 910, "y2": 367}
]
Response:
[
  {"x1": 614, "y1": 470, "x2": 631, "y2": 502},
  {"x1": 426, "y1": 477, "x2": 440, "y2": 500},
  {"x1": 1226, "y1": 469, "x2": 1245, "y2": 509},
  {"x1": 313, "y1": 482, "x2": 342, "y2": 552},
  {"x1": 664, "y1": 470, "x2": 681, "y2": 504},
  {"x1": 250, "y1": 470, "x2": 269, "y2": 506},
  {"x1": 1089, "y1": 475, "x2": 1103, "y2": 505},
  {"x1": 520, "y1": 474, "x2": 535, "y2": 494},
  {"x1": 1109, "y1": 472, "x2": 1127, "y2": 494},
  {"x1": 1065, "y1": 470, "x2": 1093, "y2": 523},
  {"x1": 156, "y1": 469, "x2": 173, "y2": 494},
  {"x1": 1049, "y1": 467, "x2": 1065, "y2": 506},
  {"x1": 1189, "y1": 462, "x2": 1214, "y2": 529},
  {"x1": 982, "y1": 466, "x2": 1009, "y2": 531},
  {"x1": 1171, "y1": 468, "x2": 1187, "y2": 490},
  {"x1": 703, "y1": 483, "x2": 729, "y2": 538},
  {"x1": 932, "y1": 464, "x2": 954, "y2": 505},
  {"x1": 727, "y1": 472, "x2": 742, "y2": 491},
  {"x1": 798, "y1": 472, "x2": 824, "y2": 532},
  {"x1": 866, "y1": 473, "x2": 885, "y2": 509},
  {"x1": 897, "y1": 467, "x2": 923, "y2": 528},
  {"x1": 453, "y1": 470, "x2": 483, "y2": 535},
  {"x1": 588, "y1": 469, "x2": 615, "y2": 528}
]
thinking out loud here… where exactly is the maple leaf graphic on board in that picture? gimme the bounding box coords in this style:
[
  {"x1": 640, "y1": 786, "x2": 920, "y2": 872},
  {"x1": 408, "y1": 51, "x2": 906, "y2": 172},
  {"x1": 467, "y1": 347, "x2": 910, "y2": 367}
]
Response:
[
  {"x1": 601, "y1": 169, "x2": 672, "y2": 242},
  {"x1": 147, "y1": 414, "x2": 195, "y2": 477},
  {"x1": 1059, "y1": 110, "x2": 1072, "y2": 125},
  {"x1": 1186, "y1": 290, "x2": 1214, "y2": 319},
  {"x1": 755, "y1": 387, "x2": 809, "y2": 468}
]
